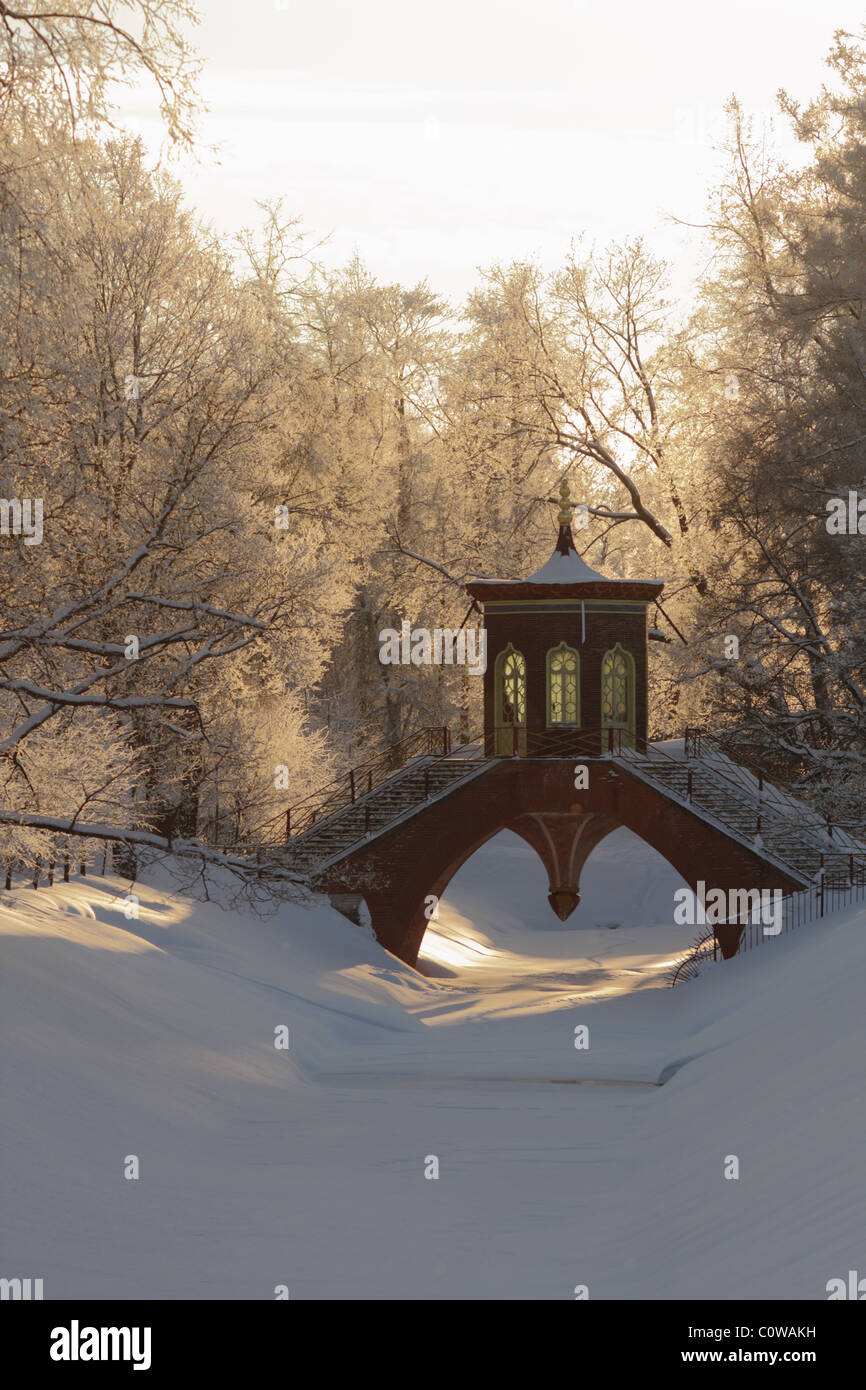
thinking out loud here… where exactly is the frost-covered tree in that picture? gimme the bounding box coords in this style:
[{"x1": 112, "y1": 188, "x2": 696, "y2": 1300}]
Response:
[
  {"x1": 679, "y1": 45, "x2": 866, "y2": 820},
  {"x1": 0, "y1": 0, "x2": 201, "y2": 145},
  {"x1": 0, "y1": 134, "x2": 344, "y2": 869}
]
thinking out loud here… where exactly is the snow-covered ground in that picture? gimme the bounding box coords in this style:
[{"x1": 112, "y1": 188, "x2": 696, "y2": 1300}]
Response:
[{"x1": 2, "y1": 829, "x2": 863, "y2": 1300}]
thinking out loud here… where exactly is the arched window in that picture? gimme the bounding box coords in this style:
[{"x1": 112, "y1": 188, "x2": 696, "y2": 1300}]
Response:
[
  {"x1": 494, "y1": 644, "x2": 527, "y2": 754},
  {"x1": 547, "y1": 642, "x2": 580, "y2": 726},
  {"x1": 601, "y1": 643, "x2": 635, "y2": 748}
]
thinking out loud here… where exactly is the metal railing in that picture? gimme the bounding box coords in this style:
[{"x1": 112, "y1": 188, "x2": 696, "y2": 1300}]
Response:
[
  {"x1": 670, "y1": 857, "x2": 866, "y2": 984},
  {"x1": 490, "y1": 726, "x2": 639, "y2": 759},
  {"x1": 283, "y1": 725, "x2": 638, "y2": 844},
  {"x1": 215, "y1": 719, "x2": 865, "y2": 870},
  {"x1": 282, "y1": 725, "x2": 454, "y2": 838},
  {"x1": 283, "y1": 739, "x2": 496, "y2": 865},
  {"x1": 684, "y1": 726, "x2": 866, "y2": 846},
  {"x1": 283, "y1": 720, "x2": 851, "y2": 851},
  {"x1": 620, "y1": 736, "x2": 858, "y2": 876},
  {"x1": 669, "y1": 930, "x2": 719, "y2": 985}
]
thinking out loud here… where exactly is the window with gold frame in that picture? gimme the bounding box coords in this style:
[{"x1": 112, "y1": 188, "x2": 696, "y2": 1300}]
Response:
[
  {"x1": 601, "y1": 643, "x2": 635, "y2": 745},
  {"x1": 546, "y1": 642, "x2": 580, "y2": 726},
  {"x1": 494, "y1": 644, "x2": 527, "y2": 754}
]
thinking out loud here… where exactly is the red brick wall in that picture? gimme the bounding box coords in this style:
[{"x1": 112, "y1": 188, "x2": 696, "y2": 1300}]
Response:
[{"x1": 481, "y1": 602, "x2": 650, "y2": 747}]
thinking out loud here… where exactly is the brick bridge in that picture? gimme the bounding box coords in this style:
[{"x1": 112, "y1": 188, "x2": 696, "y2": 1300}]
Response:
[
  {"x1": 280, "y1": 730, "x2": 849, "y2": 967},
  {"x1": 281, "y1": 483, "x2": 853, "y2": 967},
  {"x1": 310, "y1": 755, "x2": 801, "y2": 964}
]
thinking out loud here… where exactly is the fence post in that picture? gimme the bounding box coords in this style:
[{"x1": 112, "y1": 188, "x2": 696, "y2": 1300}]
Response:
[
  {"x1": 349, "y1": 769, "x2": 356, "y2": 803},
  {"x1": 687, "y1": 768, "x2": 693, "y2": 803},
  {"x1": 819, "y1": 855, "x2": 825, "y2": 917},
  {"x1": 285, "y1": 809, "x2": 291, "y2": 840},
  {"x1": 424, "y1": 767, "x2": 430, "y2": 798}
]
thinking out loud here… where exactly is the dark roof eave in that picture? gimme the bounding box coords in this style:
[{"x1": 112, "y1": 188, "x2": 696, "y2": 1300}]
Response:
[{"x1": 466, "y1": 579, "x2": 664, "y2": 602}]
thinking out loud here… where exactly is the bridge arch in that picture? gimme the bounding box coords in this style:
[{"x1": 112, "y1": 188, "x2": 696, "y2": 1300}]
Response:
[{"x1": 317, "y1": 758, "x2": 799, "y2": 967}]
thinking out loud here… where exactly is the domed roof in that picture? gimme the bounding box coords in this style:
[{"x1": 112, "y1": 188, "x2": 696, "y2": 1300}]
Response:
[
  {"x1": 524, "y1": 539, "x2": 608, "y2": 585},
  {"x1": 466, "y1": 479, "x2": 663, "y2": 602}
]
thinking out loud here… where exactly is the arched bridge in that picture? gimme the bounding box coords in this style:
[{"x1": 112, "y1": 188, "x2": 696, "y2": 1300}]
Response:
[{"x1": 279, "y1": 729, "x2": 858, "y2": 967}]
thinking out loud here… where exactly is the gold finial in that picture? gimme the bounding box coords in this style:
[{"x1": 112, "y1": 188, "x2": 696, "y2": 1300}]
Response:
[{"x1": 557, "y1": 477, "x2": 572, "y2": 526}]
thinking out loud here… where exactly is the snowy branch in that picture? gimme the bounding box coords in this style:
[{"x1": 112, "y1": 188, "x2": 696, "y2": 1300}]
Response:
[{"x1": 0, "y1": 809, "x2": 307, "y2": 885}]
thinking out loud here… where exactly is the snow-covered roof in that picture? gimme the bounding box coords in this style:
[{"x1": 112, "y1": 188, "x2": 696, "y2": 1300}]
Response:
[
  {"x1": 466, "y1": 516, "x2": 663, "y2": 596},
  {"x1": 524, "y1": 547, "x2": 609, "y2": 584}
]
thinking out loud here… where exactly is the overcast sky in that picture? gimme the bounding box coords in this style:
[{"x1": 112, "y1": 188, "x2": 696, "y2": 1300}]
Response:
[{"x1": 119, "y1": 0, "x2": 866, "y2": 311}]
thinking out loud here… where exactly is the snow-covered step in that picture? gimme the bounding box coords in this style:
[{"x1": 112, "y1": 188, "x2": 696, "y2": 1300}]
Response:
[
  {"x1": 617, "y1": 750, "x2": 846, "y2": 887},
  {"x1": 283, "y1": 753, "x2": 490, "y2": 872}
]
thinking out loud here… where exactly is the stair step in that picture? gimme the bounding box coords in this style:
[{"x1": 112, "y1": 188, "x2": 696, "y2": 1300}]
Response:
[
  {"x1": 284, "y1": 753, "x2": 489, "y2": 868},
  {"x1": 287, "y1": 745, "x2": 851, "y2": 880},
  {"x1": 621, "y1": 754, "x2": 840, "y2": 884}
]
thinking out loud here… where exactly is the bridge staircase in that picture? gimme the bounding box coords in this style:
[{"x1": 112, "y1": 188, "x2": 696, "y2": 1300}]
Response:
[{"x1": 276, "y1": 724, "x2": 866, "y2": 889}]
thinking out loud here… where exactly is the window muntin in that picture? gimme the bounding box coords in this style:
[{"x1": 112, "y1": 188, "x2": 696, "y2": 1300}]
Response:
[
  {"x1": 498, "y1": 645, "x2": 526, "y2": 725},
  {"x1": 601, "y1": 643, "x2": 635, "y2": 736},
  {"x1": 547, "y1": 642, "x2": 580, "y2": 726},
  {"x1": 494, "y1": 644, "x2": 527, "y2": 754}
]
